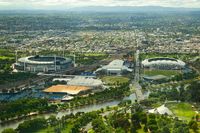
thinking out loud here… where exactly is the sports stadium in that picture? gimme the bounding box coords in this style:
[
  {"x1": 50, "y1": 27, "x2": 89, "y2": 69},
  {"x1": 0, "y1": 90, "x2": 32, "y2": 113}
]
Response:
[
  {"x1": 14, "y1": 55, "x2": 72, "y2": 72},
  {"x1": 142, "y1": 57, "x2": 186, "y2": 70}
]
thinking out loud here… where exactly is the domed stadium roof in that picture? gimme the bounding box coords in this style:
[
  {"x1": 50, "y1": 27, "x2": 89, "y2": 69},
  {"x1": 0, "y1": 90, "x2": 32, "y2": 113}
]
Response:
[
  {"x1": 18, "y1": 55, "x2": 72, "y2": 65},
  {"x1": 142, "y1": 57, "x2": 185, "y2": 69}
]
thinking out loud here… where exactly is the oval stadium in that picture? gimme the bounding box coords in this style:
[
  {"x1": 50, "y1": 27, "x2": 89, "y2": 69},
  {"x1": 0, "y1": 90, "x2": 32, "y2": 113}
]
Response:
[
  {"x1": 14, "y1": 55, "x2": 72, "y2": 72},
  {"x1": 142, "y1": 57, "x2": 186, "y2": 70}
]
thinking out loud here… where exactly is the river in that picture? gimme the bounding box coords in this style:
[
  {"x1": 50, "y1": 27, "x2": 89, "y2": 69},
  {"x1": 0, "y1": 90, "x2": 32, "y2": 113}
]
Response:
[{"x1": 0, "y1": 93, "x2": 138, "y2": 132}]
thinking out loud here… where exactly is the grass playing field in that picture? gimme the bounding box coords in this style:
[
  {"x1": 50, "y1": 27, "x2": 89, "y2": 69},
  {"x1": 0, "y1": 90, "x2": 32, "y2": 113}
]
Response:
[
  {"x1": 167, "y1": 102, "x2": 196, "y2": 121},
  {"x1": 102, "y1": 76, "x2": 130, "y2": 85},
  {"x1": 144, "y1": 69, "x2": 181, "y2": 77}
]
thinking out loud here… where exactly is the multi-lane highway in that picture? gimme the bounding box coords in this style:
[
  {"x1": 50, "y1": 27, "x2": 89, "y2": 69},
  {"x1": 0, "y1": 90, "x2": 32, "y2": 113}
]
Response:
[{"x1": 131, "y1": 49, "x2": 145, "y2": 101}]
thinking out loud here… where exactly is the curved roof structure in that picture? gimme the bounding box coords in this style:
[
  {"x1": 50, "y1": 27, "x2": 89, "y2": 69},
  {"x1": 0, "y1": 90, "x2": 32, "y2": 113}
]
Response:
[
  {"x1": 95, "y1": 59, "x2": 133, "y2": 73},
  {"x1": 142, "y1": 57, "x2": 185, "y2": 69},
  {"x1": 67, "y1": 76, "x2": 103, "y2": 87},
  {"x1": 148, "y1": 105, "x2": 173, "y2": 115},
  {"x1": 43, "y1": 85, "x2": 90, "y2": 95},
  {"x1": 18, "y1": 55, "x2": 72, "y2": 65}
]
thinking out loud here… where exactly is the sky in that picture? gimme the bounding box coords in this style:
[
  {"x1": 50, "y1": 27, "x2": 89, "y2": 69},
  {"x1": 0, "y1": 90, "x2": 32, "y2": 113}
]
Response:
[{"x1": 0, "y1": 0, "x2": 200, "y2": 10}]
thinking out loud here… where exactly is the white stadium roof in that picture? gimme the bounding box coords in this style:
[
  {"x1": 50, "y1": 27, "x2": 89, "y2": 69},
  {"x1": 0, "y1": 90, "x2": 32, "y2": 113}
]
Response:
[
  {"x1": 67, "y1": 76, "x2": 103, "y2": 87},
  {"x1": 142, "y1": 57, "x2": 185, "y2": 68},
  {"x1": 18, "y1": 56, "x2": 53, "y2": 65},
  {"x1": 53, "y1": 78, "x2": 72, "y2": 82},
  {"x1": 18, "y1": 56, "x2": 71, "y2": 65},
  {"x1": 95, "y1": 59, "x2": 133, "y2": 73},
  {"x1": 107, "y1": 59, "x2": 124, "y2": 68}
]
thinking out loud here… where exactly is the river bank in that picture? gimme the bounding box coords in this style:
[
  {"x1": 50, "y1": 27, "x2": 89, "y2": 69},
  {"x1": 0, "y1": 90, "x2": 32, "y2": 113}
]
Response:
[{"x1": 0, "y1": 92, "x2": 137, "y2": 132}]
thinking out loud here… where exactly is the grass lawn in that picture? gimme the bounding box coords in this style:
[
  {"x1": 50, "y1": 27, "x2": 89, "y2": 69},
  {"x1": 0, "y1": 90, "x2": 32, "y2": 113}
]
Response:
[
  {"x1": 167, "y1": 102, "x2": 196, "y2": 121},
  {"x1": 88, "y1": 129, "x2": 95, "y2": 133},
  {"x1": 137, "y1": 124, "x2": 145, "y2": 133},
  {"x1": 102, "y1": 76, "x2": 130, "y2": 85},
  {"x1": 144, "y1": 69, "x2": 181, "y2": 77},
  {"x1": 0, "y1": 56, "x2": 14, "y2": 60},
  {"x1": 61, "y1": 123, "x2": 73, "y2": 133},
  {"x1": 37, "y1": 126, "x2": 55, "y2": 133},
  {"x1": 84, "y1": 53, "x2": 107, "y2": 57},
  {"x1": 37, "y1": 123, "x2": 73, "y2": 133}
]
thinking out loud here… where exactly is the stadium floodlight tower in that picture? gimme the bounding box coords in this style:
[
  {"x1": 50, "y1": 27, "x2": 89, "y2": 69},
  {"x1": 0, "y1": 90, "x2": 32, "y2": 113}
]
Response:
[
  {"x1": 24, "y1": 60, "x2": 26, "y2": 71},
  {"x1": 74, "y1": 53, "x2": 76, "y2": 67},
  {"x1": 54, "y1": 55, "x2": 57, "y2": 71},
  {"x1": 15, "y1": 50, "x2": 18, "y2": 63},
  {"x1": 71, "y1": 51, "x2": 77, "y2": 67}
]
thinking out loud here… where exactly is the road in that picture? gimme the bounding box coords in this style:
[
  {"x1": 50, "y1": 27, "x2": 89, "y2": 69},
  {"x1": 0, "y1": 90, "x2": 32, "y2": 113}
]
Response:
[
  {"x1": 131, "y1": 49, "x2": 145, "y2": 101},
  {"x1": 37, "y1": 73, "x2": 96, "y2": 78}
]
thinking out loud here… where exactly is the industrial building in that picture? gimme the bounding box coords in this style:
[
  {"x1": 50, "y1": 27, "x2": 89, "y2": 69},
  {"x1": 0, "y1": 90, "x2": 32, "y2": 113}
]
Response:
[
  {"x1": 14, "y1": 55, "x2": 72, "y2": 73},
  {"x1": 95, "y1": 59, "x2": 133, "y2": 75},
  {"x1": 142, "y1": 57, "x2": 186, "y2": 70}
]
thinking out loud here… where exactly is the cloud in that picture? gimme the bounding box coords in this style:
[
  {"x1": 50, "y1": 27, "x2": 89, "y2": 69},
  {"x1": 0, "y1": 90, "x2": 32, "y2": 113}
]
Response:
[
  {"x1": 0, "y1": 0, "x2": 200, "y2": 9},
  {"x1": 0, "y1": 1, "x2": 11, "y2": 6}
]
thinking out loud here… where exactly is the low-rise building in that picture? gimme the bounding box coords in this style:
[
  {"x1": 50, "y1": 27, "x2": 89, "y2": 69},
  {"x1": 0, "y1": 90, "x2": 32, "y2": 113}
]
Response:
[
  {"x1": 43, "y1": 85, "x2": 91, "y2": 96},
  {"x1": 95, "y1": 59, "x2": 133, "y2": 75}
]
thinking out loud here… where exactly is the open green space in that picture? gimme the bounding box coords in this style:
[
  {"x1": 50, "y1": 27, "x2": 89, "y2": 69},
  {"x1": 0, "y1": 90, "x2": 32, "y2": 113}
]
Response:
[
  {"x1": 167, "y1": 103, "x2": 196, "y2": 121},
  {"x1": 144, "y1": 69, "x2": 181, "y2": 77},
  {"x1": 140, "y1": 53, "x2": 199, "y2": 62},
  {"x1": 102, "y1": 76, "x2": 130, "y2": 85},
  {"x1": 37, "y1": 123, "x2": 73, "y2": 133},
  {"x1": 0, "y1": 56, "x2": 14, "y2": 60},
  {"x1": 84, "y1": 53, "x2": 107, "y2": 57}
]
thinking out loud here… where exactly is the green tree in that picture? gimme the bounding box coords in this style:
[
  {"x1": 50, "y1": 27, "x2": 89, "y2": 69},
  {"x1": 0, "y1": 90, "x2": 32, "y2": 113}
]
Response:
[
  {"x1": 130, "y1": 126, "x2": 137, "y2": 133},
  {"x1": 188, "y1": 81, "x2": 200, "y2": 102},
  {"x1": 47, "y1": 115, "x2": 58, "y2": 126},
  {"x1": 92, "y1": 117, "x2": 110, "y2": 133},
  {"x1": 188, "y1": 120, "x2": 198, "y2": 131},
  {"x1": 2, "y1": 128, "x2": 17, "y2": 133},
  {"x1": 161, "y1": 126, "x2": 170, "y2": 133},
  {"x1": 17, "y1": 118, "x2": 47, "y2": 133},
  {"x1": 116, "y1": 128, "x2": 126, "y2": 133},
  {"x1": 196, "y1": 114, "x2": 199, "y2": 121}
]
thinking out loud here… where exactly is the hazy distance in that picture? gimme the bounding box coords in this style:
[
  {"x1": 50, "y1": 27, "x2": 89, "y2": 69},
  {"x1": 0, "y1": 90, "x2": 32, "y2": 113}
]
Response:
[{"x1": 0, "y1": 0, "x2": 200, "y2": 10}]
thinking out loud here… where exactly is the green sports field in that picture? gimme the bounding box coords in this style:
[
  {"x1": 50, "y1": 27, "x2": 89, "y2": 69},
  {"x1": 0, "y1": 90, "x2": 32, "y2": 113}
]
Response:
[
  {"x1": 102, "y1": 76, "x2": 130, "y2": 85},
  {"x1": 144, "y1": 69, "x2": 181, "y2": 77},
  {"x1": 167, "y1": 102, "x2": 196, "y2": 121}
]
